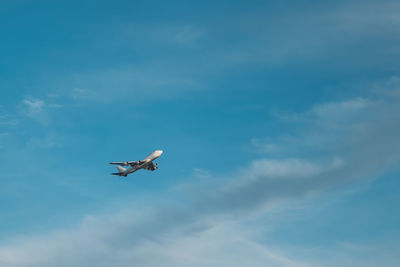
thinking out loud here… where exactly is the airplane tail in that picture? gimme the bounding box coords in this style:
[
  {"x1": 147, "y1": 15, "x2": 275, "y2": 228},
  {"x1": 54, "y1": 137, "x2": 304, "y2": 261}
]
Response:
[
  {"x1": 116, "y1": 166, "x2": 127, "y2": 173},
  {"x1": 112, "y1": 166, "x2": 127, "y2": 176}
]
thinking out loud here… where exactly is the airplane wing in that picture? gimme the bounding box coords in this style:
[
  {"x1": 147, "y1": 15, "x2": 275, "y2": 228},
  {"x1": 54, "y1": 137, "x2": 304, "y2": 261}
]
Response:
[{"x1": 109, "y1": 161, "x2": 139, "y2": 166}]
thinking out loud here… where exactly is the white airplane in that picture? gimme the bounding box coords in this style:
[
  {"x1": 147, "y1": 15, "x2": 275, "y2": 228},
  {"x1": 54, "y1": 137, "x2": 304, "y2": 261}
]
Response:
[{"x1": 109, "y1": 150, "x2": 163, "y2": 177}]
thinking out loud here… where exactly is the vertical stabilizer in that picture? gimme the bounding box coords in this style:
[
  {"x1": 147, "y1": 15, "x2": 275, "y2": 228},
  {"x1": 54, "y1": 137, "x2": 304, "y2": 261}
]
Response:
[{"x1": 117, "y1": 166, "x2": 127, "y2": 173}]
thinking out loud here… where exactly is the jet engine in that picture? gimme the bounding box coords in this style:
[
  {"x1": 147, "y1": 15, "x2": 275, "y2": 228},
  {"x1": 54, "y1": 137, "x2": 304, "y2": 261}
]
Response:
[{"x1": 149, "y1": 163, "x2": 158, "y2": 171}]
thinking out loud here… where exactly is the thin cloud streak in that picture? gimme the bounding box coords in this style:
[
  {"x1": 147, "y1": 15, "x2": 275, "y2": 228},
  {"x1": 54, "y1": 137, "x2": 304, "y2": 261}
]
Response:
[{"x1": 28, "y1": 0, "x2": 400, "y2": 105}]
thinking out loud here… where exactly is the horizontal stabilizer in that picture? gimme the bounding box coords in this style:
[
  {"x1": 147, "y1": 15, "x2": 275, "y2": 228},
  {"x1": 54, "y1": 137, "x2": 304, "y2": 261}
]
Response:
[{"x1": 112, "y1": 172, "x2": 127, "y2": 176}]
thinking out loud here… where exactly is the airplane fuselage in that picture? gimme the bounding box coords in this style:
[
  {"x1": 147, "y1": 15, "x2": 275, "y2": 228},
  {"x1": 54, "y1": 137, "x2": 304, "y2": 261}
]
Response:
[{"x1": 110, "y1": 150, "x2": 163, "y2": 177}]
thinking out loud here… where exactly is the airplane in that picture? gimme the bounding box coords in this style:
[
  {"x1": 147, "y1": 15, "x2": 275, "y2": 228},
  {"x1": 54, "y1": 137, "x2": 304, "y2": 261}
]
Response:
[{"x1": 109, "y1": 150, "x2": 163, "y2": 177}]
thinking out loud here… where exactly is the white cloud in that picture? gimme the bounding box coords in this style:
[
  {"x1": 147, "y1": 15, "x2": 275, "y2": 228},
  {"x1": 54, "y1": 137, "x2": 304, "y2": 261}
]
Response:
[
  {"x1": 19, "y1": 96, "x2": 64, "y2": 124},
  {"x1": 246, "y1": 158, "x2": 327, "y2": 179},
  {"x1": 2, "y1": 85, "x2": 400, "y2": 266},
  {"x1": 311, "y1": 98, "x2": 371, "y2": 119},
  {"x1": 2, "y1": 2, "x2": 400, "y2": 264},
  {"x1": 22, "y1": 98, "x2": 45, "y2": 115},
  {"x1": 21, "y1": 97, "x2": 50, "y2": 124},
  {"x1": 0, "y1": 217, "x2": 313, "y2": 267}
]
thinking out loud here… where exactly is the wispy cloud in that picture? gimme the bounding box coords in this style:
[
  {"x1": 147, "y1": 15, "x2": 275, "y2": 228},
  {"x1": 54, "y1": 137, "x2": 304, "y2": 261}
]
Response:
[
  {"x1": 200, "y1": 0, "x2": 400, "y2": 66},
  {"x1": 1, "y1": 83, "x2": 400, "y2": 266},
  {"x1": 46, "y1": 64, "x2": 202, "y2": 104},
  {"x1": 22, "y1": 98, "x2": 45, "y2": 116},
  {"x1": 26, "y1": 134, "x2": 66, "y2": 150},
  {"x1": 19, "y1": 96, "x2": 64, "y2": 124},
  {"x1": 19, "y1": 1, "x2": 400, "y2": 107},
  {"x1": 0, "y1": 108, "x2": 18, "y2": 128}
]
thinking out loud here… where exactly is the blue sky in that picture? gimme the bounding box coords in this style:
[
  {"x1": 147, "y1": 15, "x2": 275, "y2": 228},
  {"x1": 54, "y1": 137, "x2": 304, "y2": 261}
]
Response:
[{"x1": 1, "y1": 0, "x2": 400, "y2": 266}]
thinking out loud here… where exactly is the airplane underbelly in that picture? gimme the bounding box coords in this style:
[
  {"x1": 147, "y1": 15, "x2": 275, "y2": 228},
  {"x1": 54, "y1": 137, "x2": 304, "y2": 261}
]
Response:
[{"x1": 127, "y1": 168, "x2": 137, "y2": 174}]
